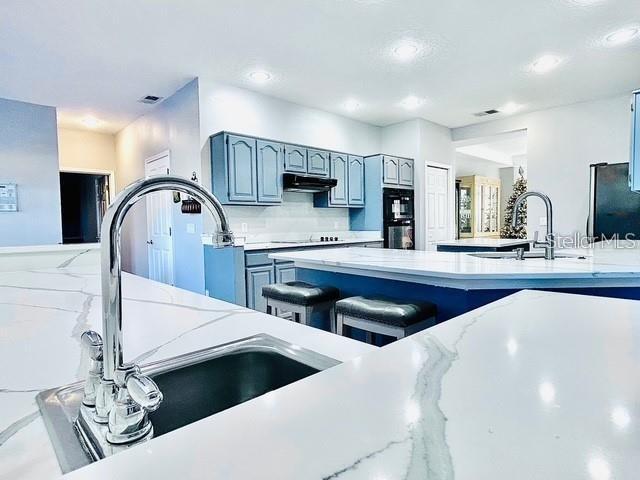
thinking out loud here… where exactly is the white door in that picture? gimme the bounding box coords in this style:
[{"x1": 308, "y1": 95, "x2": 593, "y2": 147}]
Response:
[
  {"x1": 426, "y1": 166, "x2": 450, "y2": 249},
  {"x1": 144, "y1": 152, "x2": 174, "y2": 285}
]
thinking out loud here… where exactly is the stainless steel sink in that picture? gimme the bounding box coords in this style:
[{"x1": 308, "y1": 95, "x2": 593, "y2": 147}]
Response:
[
  {"x1": 37, "y1": 334, "x2": 339, "y2": 473},
  {"x1": 469, "y1": 252, "x2": 588, "y2": 260}
]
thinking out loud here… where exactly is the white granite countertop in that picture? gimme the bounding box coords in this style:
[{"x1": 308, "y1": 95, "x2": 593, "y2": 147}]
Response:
[
  {"x1": 436, "y1": 238, "x2": 531, "y2": 248},
  {"x1": 65, "y1": 289, "x2": 640, "y2": 479},
  {"x1": 270, "y1": 246, "x2": 640, "y2": 289},
  {"x1": 0, "y1": 249, "x2": 374, "y2": 479}
]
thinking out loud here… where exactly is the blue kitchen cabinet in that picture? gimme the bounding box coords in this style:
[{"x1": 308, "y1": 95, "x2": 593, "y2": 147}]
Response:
[
  {"x1": 275, "y1": 262, "x2": 296, "y2": 283},
  {"x1": 307, "y1": 149, "x2": 330, "y2": 177},
  {"x1": 631, "y1": 90, "x2": 640, "y2": 192},
  {"x1": 398, "y1": 158, "x2": 414, "y2": 187},
  {"x1": 246, "y1": 265, "x2": 274, "y2": 312},
  {"x1": 284, "y1": 144, "x2": 307, "y2": 173},
  {"x1": 348, "y1": 155, "x2": 365, "y2": 206},
  {"x1": 227, "y1": 135, "x2": 258, "y2": 202},
  {"x1": 329, "y1": 152, "x2": 348, "y2": 205},
  {"x1": 257, "y1": 140, "x2": 283, "y2": 204},
  {"x1": 211, "y1": 132, "x2": 283, "y2": 205},
  {"x1": 383, "y1": 156, "x2": 400, "y2": 185},
  {"x1": 314, "y1": 152, "x2": 364, "y2": 208}
]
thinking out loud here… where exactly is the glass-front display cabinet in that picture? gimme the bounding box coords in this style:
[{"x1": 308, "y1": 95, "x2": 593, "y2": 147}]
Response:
[{"x1": 457, "y1": 175, "x2": 501, "y2": 238}]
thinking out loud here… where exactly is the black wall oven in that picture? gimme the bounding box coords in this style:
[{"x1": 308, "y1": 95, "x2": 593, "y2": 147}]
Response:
[{"x1": 383, "y1": 188, "x2": 415, "y2": 249}]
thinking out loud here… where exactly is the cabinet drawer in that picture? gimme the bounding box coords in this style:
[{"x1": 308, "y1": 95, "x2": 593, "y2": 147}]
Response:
[{"x1": 245, "y1": 252, "x2": 272, "y2": 267}]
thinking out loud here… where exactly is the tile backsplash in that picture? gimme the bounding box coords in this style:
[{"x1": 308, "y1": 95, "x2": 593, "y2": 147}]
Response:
[{"x1": 225, "y1": 192, "x2": 350, "y2": 242}]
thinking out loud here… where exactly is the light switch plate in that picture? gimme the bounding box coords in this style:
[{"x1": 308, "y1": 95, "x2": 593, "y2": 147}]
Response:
[
  {"x1": 539, "y1": 216, "x2": 547, "y2": 227},
  {"x1": 186, "y1": 223, "x2": 195, "y2": 234}
]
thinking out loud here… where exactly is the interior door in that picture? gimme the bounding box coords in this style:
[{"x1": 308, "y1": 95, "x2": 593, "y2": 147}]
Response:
[
  {"x1": 145, "y1": 152, "x2": 174, "y2": 285},
  {"x1": 426, "y1": 166, "x2": 450, "y2": 249}
]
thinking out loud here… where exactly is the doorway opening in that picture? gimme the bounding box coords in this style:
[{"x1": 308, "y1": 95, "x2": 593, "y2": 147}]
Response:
[
  {"x1": 59, "y1": 172, "x2": 110, "y2": 244},
  {"x1": 453, "y1": 129, "x2": 528, "y2": 240}
]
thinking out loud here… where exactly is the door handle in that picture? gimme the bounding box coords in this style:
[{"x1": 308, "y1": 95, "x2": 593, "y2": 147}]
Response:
[{"x1": 146, "y1": 240, "x2": 154, "y2": 245}]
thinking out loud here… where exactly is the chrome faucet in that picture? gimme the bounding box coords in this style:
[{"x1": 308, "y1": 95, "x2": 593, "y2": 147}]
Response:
[
  {"x1": 511, "y1": 191, "x2": 555, "y2": 260},
  {"x1": 78, "y1": 175, "x2": 234, "y2": 451}
]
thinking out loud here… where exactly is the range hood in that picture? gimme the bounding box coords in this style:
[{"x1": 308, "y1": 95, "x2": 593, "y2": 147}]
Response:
[{"x1": 282, "y1": 173, "x2": 337, "y2": 193}]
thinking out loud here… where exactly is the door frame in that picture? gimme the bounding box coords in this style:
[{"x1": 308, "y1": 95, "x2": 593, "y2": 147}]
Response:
[
  {"x1": 424, "y1": 161, "x2": 455, "y2": 249},
  {"x1": 144, "y1": 150, "x2": 174, "y2": 285},
  {"x1": 59, "y1": 167, "x2": 115, "y2": 203}
]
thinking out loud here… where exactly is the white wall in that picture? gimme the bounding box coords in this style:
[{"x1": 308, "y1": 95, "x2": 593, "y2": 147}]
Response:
[
  {"x1": 0, "y1": 98, "x2": 62, "y2": 246},
  {"x1": 455, "y1": 153, "x2": 501, "y2": 178},
  {"x1": 381, "y1": 118, "x2": 454, "y2": 250},
  {"x1": 58, "y1": 128, "x2": 117, "y2": 176},
  {"x1": 198, "y1": 80, "x2": 382, "y2": 237},
  {"x1": 115, "y1": 79, "x2": 204, "y2": 293},
  {"x1": 452, "y1": 95, "x2": 631, "y2": 239}
]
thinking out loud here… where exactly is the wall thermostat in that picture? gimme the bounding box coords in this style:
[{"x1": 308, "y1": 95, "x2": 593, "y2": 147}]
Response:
[{"x1": 0, "y1": 183, "x2": 18, "y2": 212}]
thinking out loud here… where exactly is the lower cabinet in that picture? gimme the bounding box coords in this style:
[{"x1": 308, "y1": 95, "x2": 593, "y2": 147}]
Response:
[
  {"x1": 275, "y1": 262, "x2": 296, "y2": 283},
  {"x1": 246, "y1": 265, "x2": 274, "y2": 312},
  {"x1": 246, "y1": 261, "x2": 296, "y2": 312}
]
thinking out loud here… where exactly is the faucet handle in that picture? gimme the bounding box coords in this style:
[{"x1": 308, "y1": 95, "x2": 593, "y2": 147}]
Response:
[
  {"x1": 114, "y1": 364, "x2": 163, "y2": 411},
  {"x1": 81, "y1": 330, "x2": 103, "y2": 360},
  {"x1": 80, "y1": 331, "x2": 103, "y2": 407}
]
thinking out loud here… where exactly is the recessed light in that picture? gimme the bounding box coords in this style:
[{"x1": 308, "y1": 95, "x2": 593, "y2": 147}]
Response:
[
  {"x1": 343, "y1": 99, "x2": 360, "y2": 112},
  {"x1": 530, "y1": 55, "x2": 562, "y2": 74},
  {"x1": 501, "y1": 102, "x2": 524, "y2": 114},
  {"x1": 399, "y1": 96, "x2": 425, "y2": 110},
  {"x1": 393, "y1": 42, "x2": 421, "y2": 61},
  {"x1": 248, "y1": 70, "x2": 272, "y2": 83},
  {"x1": 604, "y1": 26, "x2": 639, "y2": 46},
  {"x1": 81, "y1": 116, "x2": 101, "y2": 129}
]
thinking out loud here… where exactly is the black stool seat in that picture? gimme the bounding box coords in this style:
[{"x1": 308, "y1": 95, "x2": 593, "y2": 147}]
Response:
[
  {"x1": 335, "y1": 296, "x2": 437, "y2": 328},
  {"x1": 262, "y1": 281, "x2": 339, "y2": 306}
]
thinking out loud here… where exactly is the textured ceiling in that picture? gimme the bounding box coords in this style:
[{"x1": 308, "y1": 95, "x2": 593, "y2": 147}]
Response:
[{"x1": 1, "y1": 0, "x2": 639, "y2": 133}]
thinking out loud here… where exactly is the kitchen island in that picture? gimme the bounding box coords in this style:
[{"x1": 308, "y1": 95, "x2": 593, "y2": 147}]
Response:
[
  {"x1": 271, "y1": 246, "x2": 640, "y2": 320},
  {"x1": 0, "y1": 247, "x2": 374, "y2": 479}
]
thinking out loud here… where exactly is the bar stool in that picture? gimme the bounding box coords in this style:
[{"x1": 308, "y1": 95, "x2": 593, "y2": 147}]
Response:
[
  {"x1": 262, "y1": 281, "x2": 340, "y2": 331},
  {"x1": 335, "y1": 296, "x2": 437, "y2": 343}
]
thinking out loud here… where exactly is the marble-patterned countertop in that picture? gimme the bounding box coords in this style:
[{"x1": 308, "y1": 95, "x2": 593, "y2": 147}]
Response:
[
  {"x1": 270, "y1": 246, "x2": 640, "y2": 289},
  {"x1": 242, "y1": 238, "x2": 383, "y2": 251},
  {"x1": 0, "y1": 248, "x2": 374, "y2": 479},
  {"x1": 436, "y1": 238, "x2": 531, "y2": 247},
  {"x1": 65, "y1": 289, "x2": 640, "y2": 480}
]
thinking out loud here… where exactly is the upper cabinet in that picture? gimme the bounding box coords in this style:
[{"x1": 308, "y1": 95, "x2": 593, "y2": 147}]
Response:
[
  {"x1": 256, "y1": 140, "x2": 283, "y2": 204},
  {"x1": 307, "y1": 149, "x2": 330, "y2": 177},
  {"x1": 227, "y1": 135, "x2": 257, "y2": 203},
  {"x1": 329, "y1": 153, "x2": 348, "y2": 206},
  {"x1": 631, "y1": 90, "x2": 640, "y2": 192},
  {"x1": 211, "y1": 133, "x2": 282, "y2": 205},
  {"x1": 398, "y1": 158, "x2": 414, "y2": 187},
  {"x1": 283, "y1": 145, "x2": 307, "y2": 173},
  {"x1": 382, "y1": 156, "x2": 400, "y2": 185},
  {"x1": 314, "y1": 152, "x2": 365, "y2": 208},
  {"x1": 347, "y1": 156, "x2": 365, "y2": 206}
]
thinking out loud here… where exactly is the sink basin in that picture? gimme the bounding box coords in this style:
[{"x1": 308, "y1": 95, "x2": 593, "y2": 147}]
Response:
[
  {"x1": 37, "y1": 334, "x2": 339, "y2": 473},
  {"x1": 469, "y1": 252, "x2": 588, "y2": 260}
]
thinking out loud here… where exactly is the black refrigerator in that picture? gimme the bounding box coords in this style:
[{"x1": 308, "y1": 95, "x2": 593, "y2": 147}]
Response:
[{"x1": 588, "y1": 162, "x2": 640, "y2": 240}]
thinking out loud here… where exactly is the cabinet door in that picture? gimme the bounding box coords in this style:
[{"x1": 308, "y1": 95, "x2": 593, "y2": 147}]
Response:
[
  {"x1": 275, "y1": 262, "x2": 296, "y2": 283},
  {"x1": 348, "y1": 155, "x2": 365, "y2": 206},
  {"x1": 307, "y1": 149, "x2": 329, "y2": 177},
  {"x1": 284, "y1": 145, "x2": 307, "y2": 173},
  {"x1": 399, "y1": 158, "x2": 414, "y2": 187},
  {"x1": 246, "y1": 265, "x2": 274, "y2": 312},
  {"x1": 329, "y1": 153, "x2": 348, "y2": 206},
  {"x1": 227, "y1": 135, "x2": 257, "y2": 202},
  {"x1": 257, "y1": 140, "x2": 283, "y2": 204},
  {"x1": 382, "y1": 156, "x2": 399, "y2": 185}
]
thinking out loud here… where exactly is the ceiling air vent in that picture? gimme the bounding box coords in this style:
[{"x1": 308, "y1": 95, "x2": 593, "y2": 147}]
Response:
[
  {"x1": 473, "y1": 109, "x2": 500, "y2": 117},
  {"x1": 138, "y1": 95, "x2": 163, "y2": 105}
]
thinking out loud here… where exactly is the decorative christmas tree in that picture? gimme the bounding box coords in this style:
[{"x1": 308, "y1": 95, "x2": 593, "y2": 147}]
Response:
[{"x1": 500, "y1": 168, "x2": 527, "y2": 239}]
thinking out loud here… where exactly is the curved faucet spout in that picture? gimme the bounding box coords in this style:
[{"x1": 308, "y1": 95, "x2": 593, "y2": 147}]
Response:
[
  {"x1": 511, "y1": 191, "x2": 554, "y2": 260},
  {"x1": 100, "y1": 175, "x2": 234, "y2": 382}
]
